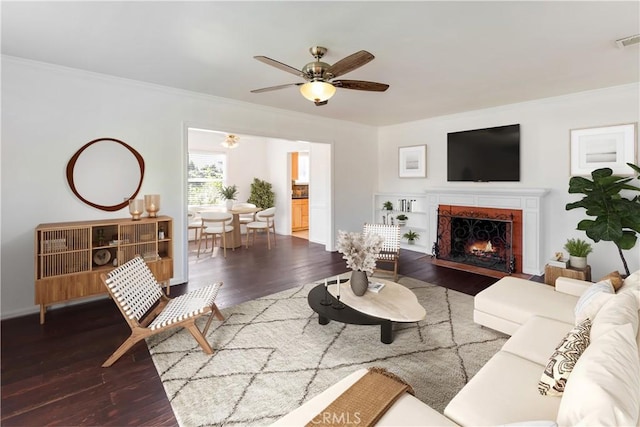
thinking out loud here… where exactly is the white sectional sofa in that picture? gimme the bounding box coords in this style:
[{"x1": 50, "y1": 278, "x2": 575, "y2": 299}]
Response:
[{"x1": 274, "y1": 270, "x2": 640, "y2": 426}]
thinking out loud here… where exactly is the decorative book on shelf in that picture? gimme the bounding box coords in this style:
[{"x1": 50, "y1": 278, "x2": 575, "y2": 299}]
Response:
[{"x1": 547, "y1": 259, "x2": 569, "y2": 268}]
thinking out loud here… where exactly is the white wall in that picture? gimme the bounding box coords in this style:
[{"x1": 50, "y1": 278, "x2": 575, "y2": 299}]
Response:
[
  {"x1": 1, "y1": 56, "x2": 377, "y2": 319},
  {"x1": 378, "y1": 83, "x2": 640, "y2": 279},
  {"x1": 309, "y1": 142, "x2": 332, "y2": 245}
]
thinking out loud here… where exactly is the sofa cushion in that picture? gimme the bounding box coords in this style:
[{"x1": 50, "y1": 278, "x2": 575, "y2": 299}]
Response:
[
  {"x1": 501, "y1": 316, "x2": 573, "y2": 366},
  {"x1": 474, "y1": 277, "x2": 577, "y2": 333},
  {"x1": 444, "y1": 351, "x2": 562, "y2": 426},
  {"x1": 597, "y1": 271, "x2": 624, "y2": 291},
  {"x1": 538, "y1": 318, "x2": 591, "y2": 396},
  {"x1": 556, "y1": 323, "x2": 640, "y2": 427},
  {"x1": 618, "y1": 269, "x2": 640, "y2": 307},
  {"x1": 590, "y1": 290, "x2": 639, "y2": 341},
  {"x1": 272, "y1": 369, "x2": 459, "y2": 427},
  {"x1": 554, "y1": 277, "x2": 592, "y2": 297},
  {"x1": 573, "y1": 279, "x2": 614, "y2": 324}
]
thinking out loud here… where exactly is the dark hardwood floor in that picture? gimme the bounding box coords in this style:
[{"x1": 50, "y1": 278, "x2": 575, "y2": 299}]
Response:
[{"x1": 2, "y1": 234, "x2": 519, "y2": 426}]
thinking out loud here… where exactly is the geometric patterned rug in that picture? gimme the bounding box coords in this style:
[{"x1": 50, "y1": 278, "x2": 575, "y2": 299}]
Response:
[{"x1": 146, "y1": 274, "x2": 507, "y2": 426}]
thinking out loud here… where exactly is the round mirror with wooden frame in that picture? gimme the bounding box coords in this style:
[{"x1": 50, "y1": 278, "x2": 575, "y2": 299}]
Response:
[{"x1": 66, "y1": 138, "x2": 145, "y2": 212}]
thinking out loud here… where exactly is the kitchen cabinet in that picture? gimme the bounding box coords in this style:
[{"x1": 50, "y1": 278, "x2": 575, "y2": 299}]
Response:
[
  {"x1": 292, "y1": 198, "x2": 309, "y2": 231},
  {"x1": 291, "y1": 152, "x2": 299, "y2": 181}
]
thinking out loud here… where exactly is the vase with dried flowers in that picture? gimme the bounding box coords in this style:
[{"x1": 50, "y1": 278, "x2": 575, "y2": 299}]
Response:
[{"x1": 336, "y1": 230, "x2": 384, "y2": 296}]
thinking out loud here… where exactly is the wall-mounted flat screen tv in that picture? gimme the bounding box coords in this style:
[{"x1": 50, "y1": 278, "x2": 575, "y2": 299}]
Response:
[{"x1": 447, "y1": 124, "x2": 520, "y2": 182}]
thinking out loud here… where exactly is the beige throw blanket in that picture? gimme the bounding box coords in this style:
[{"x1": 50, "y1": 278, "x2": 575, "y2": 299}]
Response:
[{"x1": 306, "y1": 367, "x2": 415, "y2": 427}]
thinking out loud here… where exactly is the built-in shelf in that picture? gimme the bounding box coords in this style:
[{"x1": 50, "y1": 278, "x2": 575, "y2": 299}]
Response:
[{"x1": 373, "y1": 193, "x2": 428, "y2": 252}]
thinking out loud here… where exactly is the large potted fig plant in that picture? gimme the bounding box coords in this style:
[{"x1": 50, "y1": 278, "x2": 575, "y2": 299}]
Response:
[{"x1": 565, "y1": 162, "x2": 640, "y2": 276}]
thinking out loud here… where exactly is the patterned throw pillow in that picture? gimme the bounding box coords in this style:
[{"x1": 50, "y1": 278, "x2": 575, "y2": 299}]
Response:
[{"x1": 538, "y1": 318, "x2": 591, "y2": 396}]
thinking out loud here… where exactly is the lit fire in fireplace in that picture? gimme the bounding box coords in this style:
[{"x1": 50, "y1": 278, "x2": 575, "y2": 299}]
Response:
[{"x1": 467, "y1": 240, "x2": 498, "y2": 257}]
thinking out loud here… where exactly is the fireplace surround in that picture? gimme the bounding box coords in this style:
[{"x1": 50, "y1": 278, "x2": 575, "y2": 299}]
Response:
[
  {"x1": 434, "y1": 205, "x2": 521, "y2": 274},
  {"x1": 426, "y1": 187, "x2": 548, "y2": 276}
]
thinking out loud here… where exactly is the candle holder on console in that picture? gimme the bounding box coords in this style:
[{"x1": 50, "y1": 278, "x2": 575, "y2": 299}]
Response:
[
  {"x1": 129, "y1": 199, "x2": 144, "y2": 221},
  {"x1": 144, "y1": 194, "x2": 161, "y2": 218}
]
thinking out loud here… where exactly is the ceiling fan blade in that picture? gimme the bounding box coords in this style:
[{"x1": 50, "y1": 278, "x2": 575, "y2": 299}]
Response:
[
  {"x1": 328, "y1": 50, "x2": 374, "y2": 78},
  {"x1": 333, "y1": 80, "x2": 389, "y2": 92},
  {"x1": 250, "y1": 83, "x2": 303, "y2": 93},
  {"x1": 254, "y1": 56, "x2": 303, "y2": 77}
]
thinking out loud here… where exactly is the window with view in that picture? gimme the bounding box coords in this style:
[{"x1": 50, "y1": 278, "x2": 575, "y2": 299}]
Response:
[{"x1": 188, "y1": 151, "x2": 226, "y2": 206}]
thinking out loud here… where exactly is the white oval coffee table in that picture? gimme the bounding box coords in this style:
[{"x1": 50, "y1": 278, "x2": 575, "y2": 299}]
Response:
[{"x1": 308, "y1": 277, "x2": 426, "y2": 343}]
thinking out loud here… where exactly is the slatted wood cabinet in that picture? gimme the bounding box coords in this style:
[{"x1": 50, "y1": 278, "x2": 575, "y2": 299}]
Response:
[{"x1": 35, "y1": 216, "x2": 173, "y2": 324}]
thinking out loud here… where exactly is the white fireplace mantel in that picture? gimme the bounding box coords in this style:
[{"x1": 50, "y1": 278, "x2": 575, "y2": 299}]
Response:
[{"x1": 426, "y1": 187, "x2": 549, "y2": 275}]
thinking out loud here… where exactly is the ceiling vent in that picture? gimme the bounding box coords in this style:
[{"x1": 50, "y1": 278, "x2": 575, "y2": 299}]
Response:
[{"x1": 616, "y1": 34, "x2": 640, "y2": 48}]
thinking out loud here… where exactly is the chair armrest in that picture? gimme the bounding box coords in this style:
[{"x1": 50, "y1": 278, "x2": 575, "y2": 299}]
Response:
[{"x1": 555, "y1": 277, "x2": 592, "y2": 297}]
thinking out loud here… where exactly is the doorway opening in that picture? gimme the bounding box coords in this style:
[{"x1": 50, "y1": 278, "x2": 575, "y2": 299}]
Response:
[{"x1": 182, "y1": 126, "x2": 333, "y2": 279}]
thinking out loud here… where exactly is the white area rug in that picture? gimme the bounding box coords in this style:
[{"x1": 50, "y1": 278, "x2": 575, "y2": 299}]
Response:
[{"x1": 147, "y1": 275, "x2": 507, "y2": 426}]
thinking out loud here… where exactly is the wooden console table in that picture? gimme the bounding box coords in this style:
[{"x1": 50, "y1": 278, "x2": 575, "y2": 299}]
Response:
[
  {"x1": 35, "y1": 216, "x2": 173, "y2": 324},
  {"x1": 544, "y1": 264, "x2": 591, "y2": 286}
]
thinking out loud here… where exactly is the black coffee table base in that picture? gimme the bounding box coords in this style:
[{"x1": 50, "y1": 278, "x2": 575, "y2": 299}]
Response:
[{"x1": 308, "y1": 282, "x2": 394, "y2": 344}]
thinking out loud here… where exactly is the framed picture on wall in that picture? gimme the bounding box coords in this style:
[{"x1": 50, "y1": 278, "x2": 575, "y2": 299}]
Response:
[
  {"x1": 570, "y1": 123, "x2": 637, "y2": 176},
  {"x1": 399, "y1": 145, "x2": 426, "y2": 178}
]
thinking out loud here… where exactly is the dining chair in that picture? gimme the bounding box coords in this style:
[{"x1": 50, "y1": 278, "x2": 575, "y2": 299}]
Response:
[
  {"x1": 198, "y1": 211, "x2": 235, "y2": 258},
  {"x1": 363, "y1": 222, "x2": 400, "y2": 281},
  {"x1": 187, "y1": 208, "x2": 202, "y2": 244},
  {"x1": 100, "y1": 256, "x2": 224, "y2": 367},
  {"x1": 245, "y1": 207, "x2": 276, "y2": 249}
]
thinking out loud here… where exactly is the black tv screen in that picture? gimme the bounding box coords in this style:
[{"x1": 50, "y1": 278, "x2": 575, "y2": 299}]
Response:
[{"x1": 447, "y1": 124, "x2": 520, "y2": 182}]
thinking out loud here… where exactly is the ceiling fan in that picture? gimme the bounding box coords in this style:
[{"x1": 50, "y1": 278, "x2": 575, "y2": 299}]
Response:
[{"x1": 251, "y1": 46, "x2": 389, "y2": 106}]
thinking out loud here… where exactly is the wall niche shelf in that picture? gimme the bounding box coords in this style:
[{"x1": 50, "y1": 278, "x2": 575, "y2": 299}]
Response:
[
  {"x1": 34, "y1": 215, "x2": 173, "y2": 324},
  {"x1": 373, "y1": 193, "x2": 428, "y2": 252}
]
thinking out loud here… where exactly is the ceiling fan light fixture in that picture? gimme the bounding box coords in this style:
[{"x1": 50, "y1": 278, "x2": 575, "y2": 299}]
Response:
[
  {"x1": 221, "y1": 134, "x2": 239, "y2": 149},
  {"x1": 299, "y1": 81, "x2": 336, "y2": 103}
]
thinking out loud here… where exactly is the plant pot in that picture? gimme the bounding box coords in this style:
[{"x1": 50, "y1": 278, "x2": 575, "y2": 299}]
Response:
[
  {"x1": 397, "y1": 220, "x2": 407, "y2": 227},
  {"x1": 349, "y1": 270, "x2": 368, "y2": 296},
  {"x1": 407, "y1": 239, "x2": 415, "y2": 245},
  {"x1": 225, "y1": 199, "x2": 234, "y2": 210},
  {"x1": 569, "y1": 256, "x2": 587, "y2": 269}
]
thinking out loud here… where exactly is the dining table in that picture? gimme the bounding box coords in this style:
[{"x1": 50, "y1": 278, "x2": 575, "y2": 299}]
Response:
[{"x1": 198, "y1": 205, "x2": 263, "y2": 249}]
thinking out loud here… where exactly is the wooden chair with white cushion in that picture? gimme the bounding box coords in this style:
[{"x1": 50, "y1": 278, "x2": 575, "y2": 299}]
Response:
[
  {"x1": 187, "y1": 208, "x2": 202, "y2": 244},
  {"x1": 100, "y1": 256, "x2": 224, "y2": 367},
  {"x1": 363, "y1": 223, "x2": 401, "y2": 281},
  {"x1": 245, "y1": 207, "x2": 276, "y2": 249},
  {"x1": 198, "y1": 211, "x2": 234, "y2": 258}
]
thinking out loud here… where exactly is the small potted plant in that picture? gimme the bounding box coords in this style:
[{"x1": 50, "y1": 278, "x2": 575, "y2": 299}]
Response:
[
  {"x1": 383, "y1": 201, "x2": 394, "y2": 211},
  {"x1": 396, "y1": 214, "x2": 408, "y2": 226},
  {"x1": 220, "y1": 185, "x2": 238, "y2": 209},
  {"x1": 403, "y1": 230, "x2": 420, "y2": 245},
  {"x1": 563, "y1": 238, "x2": 593, "y2": 269}
]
